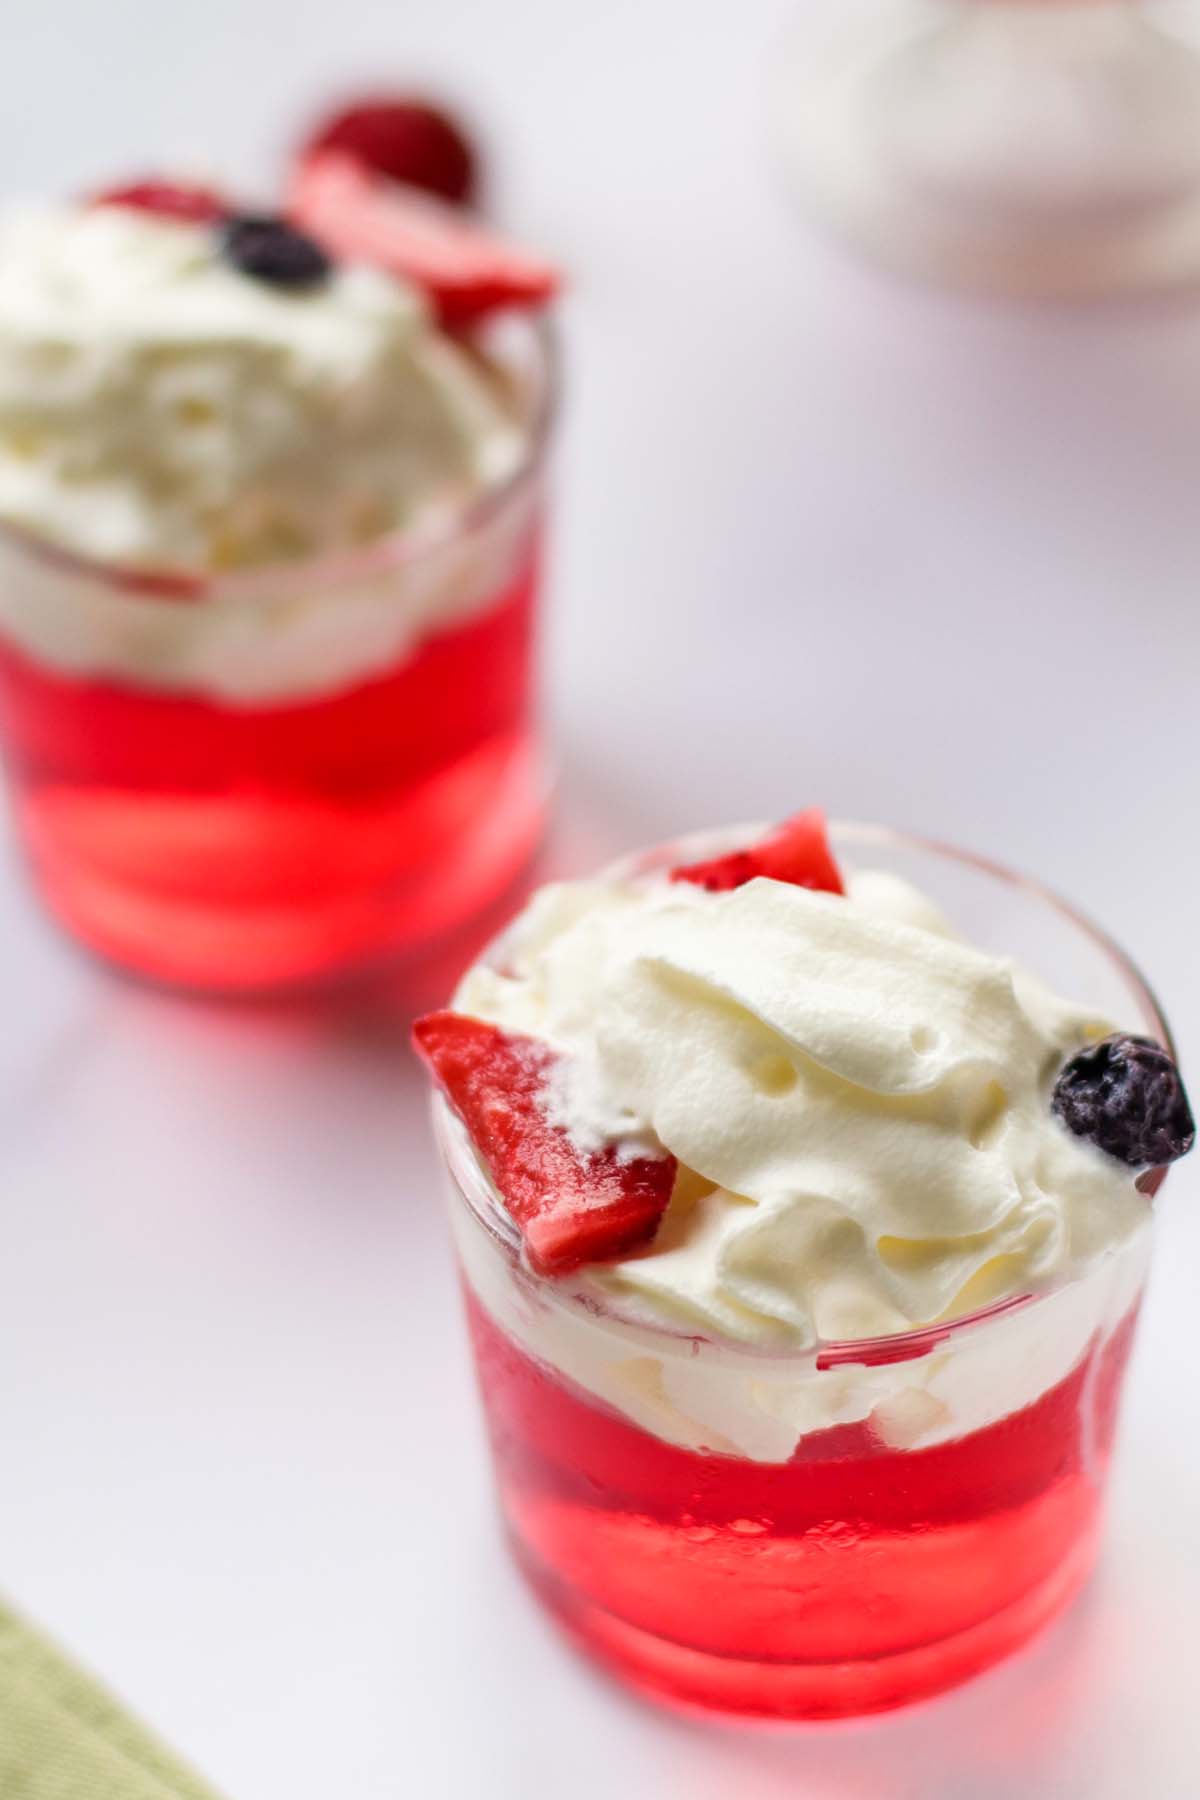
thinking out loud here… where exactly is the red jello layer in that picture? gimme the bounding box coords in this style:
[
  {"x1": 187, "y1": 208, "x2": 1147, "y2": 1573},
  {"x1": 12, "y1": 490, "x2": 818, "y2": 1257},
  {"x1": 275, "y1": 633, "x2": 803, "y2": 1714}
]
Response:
[
  {"x1": 0, "y1": 558, "x2": 542, "y2": 988},
  {"x1": 0, "y1": 561, "x2": 535, "y2": 793},
  {"x1": 464, "y1": 1286, "x2": 1139, "y2": 1713}
]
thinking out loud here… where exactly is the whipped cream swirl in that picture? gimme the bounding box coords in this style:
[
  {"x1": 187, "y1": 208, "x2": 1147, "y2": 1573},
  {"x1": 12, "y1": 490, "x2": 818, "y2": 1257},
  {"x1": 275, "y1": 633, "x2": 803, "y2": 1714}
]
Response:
[
  {"x1": 456, "y1": 865, "x2": 1147, "y2": 1349},
  {"x1": 0, "y1": 202, "x2": 524, "y2": 572}
]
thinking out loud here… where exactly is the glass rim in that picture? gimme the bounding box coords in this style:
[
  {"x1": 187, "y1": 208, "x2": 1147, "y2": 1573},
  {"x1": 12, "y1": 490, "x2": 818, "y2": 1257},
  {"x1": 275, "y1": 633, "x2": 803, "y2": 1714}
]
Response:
[
  {"x1": 431, "y1": 818, "x2": 1171, "y2": 1371},
  {"x1": 0, "y1": 309, "x2": 559, "y2": 607}
]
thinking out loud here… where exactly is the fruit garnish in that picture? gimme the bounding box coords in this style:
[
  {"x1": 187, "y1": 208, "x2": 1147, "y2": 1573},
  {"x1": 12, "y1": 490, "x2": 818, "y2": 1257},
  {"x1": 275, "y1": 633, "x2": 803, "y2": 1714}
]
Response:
[
  {"x1": 220, "y1": 214, "x2": 332, "y2": 289},
  {"x1": 90, "y1": 180, "x2": 229, "y2": 225},
  {"x1": 288, "y1": 151, "x2": 559, "y2": 325},
  {"x1": 670, "y1": 808, "x2": 845, "y2": 896},
  {"x1": 1052, "y1": 1034, "x2": 1195, "y2": 1169},
  {"x1": 301, "y1": 96, "x2": 478, "y2": 207},
  {"x1": 413, "y1": 1011, "x2": 676, "y2": 1276}
]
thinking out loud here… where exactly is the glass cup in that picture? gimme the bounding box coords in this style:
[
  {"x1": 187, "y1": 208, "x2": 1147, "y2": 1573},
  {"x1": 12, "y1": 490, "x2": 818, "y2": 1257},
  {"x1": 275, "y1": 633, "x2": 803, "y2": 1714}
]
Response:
[
  {"x1": 0, "y1": 314, "x2": 557, "y2": 995},
  {"x1": 430, "y1": 823, "x2": 1170, "y2": 1718},
  {"x1": 771, "y1": 0, "x2": 1200, "y2": 298}
]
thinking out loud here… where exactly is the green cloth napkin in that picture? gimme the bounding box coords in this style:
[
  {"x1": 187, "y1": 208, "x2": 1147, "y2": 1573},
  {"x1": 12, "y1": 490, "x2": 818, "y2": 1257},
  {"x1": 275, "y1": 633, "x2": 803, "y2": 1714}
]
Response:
[{"x1": 0, "y1": 1600, "x2": 223, "y2": 1800}]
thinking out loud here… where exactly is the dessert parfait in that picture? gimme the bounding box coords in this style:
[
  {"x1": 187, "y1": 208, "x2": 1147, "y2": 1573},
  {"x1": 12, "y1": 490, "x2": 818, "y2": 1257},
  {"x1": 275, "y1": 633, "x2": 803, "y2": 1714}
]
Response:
[
  {"x1": 415, "y1": 810, "x2": 1194, "y2": 1718},
  {"x1": 0, "y1": 102, "x2": 559, "y2": 992}
]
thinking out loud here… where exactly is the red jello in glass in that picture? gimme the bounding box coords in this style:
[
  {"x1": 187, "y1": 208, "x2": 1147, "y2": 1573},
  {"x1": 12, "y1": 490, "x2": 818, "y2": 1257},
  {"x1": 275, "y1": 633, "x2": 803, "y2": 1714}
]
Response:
[
  {"x1": 429, "y1": 824, "x2": 1173, "y2": 1719},
  {"x1": 0, "y1": 315, "x2": 555, "y2": 995}
]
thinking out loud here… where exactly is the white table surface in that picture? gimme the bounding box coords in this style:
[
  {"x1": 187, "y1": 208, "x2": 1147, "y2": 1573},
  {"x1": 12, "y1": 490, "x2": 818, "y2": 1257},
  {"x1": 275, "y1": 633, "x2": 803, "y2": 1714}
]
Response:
[{"x1": 2, "y1": 2, "x2": 1199, "y2": 1796}]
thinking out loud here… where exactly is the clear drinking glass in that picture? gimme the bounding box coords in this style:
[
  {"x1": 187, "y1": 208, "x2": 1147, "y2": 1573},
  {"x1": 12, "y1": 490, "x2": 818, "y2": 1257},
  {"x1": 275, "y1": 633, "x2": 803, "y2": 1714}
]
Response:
[
  {"x1": 771, "y1": 1, "x2": 1200, "y2": 297},
  {"x1": 0, "y1": 314, "x2": 557, "y2": 995},
  {"x1": 430, "y1": 823, "x2": 1170, "y2": 1718}
]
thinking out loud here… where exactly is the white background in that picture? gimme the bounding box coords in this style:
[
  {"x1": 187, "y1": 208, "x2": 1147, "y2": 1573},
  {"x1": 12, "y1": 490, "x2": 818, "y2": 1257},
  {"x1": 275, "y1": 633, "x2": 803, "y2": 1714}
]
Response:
[{"x1": 1, "y1": 2, "x2": 1199, "y2": 1796}]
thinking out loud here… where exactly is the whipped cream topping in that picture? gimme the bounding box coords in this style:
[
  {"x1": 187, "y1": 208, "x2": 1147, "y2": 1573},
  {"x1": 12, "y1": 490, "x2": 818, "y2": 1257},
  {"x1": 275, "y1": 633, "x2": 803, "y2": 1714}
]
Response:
[
  {"x1": 0, "y1": 202, "x2": 525, "y2": 571},
  {"x1": 455, "y1": 863, "x2": 1147, "y2": 1351},
  {"x1": 447, "y1": 1152, "x2": 1148, "y2": 1459}
]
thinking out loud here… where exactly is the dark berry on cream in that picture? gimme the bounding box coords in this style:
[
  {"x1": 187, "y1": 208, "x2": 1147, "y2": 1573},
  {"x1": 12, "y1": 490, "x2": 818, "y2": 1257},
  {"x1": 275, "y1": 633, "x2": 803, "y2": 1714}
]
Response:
[
  {"x1": 1052, "y1": 1034, "x2": 1195, "y2": 1169},
  {"x1": 221, "y1": 215, "x2": 332, "y2": 289}
]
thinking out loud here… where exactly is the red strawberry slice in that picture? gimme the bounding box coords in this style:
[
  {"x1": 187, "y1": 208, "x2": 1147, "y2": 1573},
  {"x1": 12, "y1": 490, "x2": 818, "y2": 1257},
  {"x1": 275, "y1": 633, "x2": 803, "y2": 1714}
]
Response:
[
  {"x1": 90, "y1": 180, "x2": 229, "y2": 226},
  {"x1": 670, "y1": 808, "x2": 844, "y2": 896},
  {"x1": 301, "y1": 96, "x2": 478, "y2": 207},
  {"x1": 288, "y1": 151, "x2": 559, "y2": 325},
  {"x1": 413, "y1": 1011, "x2": 675, "y2": 1276}
]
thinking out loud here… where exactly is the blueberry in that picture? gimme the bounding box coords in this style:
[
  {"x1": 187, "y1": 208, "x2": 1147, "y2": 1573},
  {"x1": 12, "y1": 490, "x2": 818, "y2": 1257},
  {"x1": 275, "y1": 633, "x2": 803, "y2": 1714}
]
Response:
[
  {"x1": 220, "y1": 214, "x2": 331, "y2": 289},
  {"x1": 1052, "y1": 1034, "x2": 1195, "y2": 1168}
]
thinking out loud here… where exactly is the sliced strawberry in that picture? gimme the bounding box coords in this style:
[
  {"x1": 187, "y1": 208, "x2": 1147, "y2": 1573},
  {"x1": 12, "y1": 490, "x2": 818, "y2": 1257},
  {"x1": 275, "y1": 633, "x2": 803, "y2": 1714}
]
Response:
[
  {"x1": 90, "y1": 180, "x2": 229, "y2": 226},
  {"x1": 301, "y1": 96, "x2": 478, "y2": 207},
  {"x1": 413, "y1": 1011, "x2": 675, "y2": 1276},
  {"x1": 288, "y1": 151, "x2": 559, "y2": 325},
  {"x1": 670, "y1": 808, "x2": 845, "y2": 896}
]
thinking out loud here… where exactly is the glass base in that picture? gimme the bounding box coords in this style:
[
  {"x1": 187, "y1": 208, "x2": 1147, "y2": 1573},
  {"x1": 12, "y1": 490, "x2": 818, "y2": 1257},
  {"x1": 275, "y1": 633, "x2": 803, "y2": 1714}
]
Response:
[
  {"x1": 17, "y1": 732, "x2": 547, "y2": 997},
  {"x1": 464, "y1": 1279, "x2": 1139, "y2": 1722},
  {"x1": 514, "y1": 1525, "x2": 1099, "y2": 1719},
  {"x1": 771, "y1": 1, "x2": 1200, "y2": 296}
]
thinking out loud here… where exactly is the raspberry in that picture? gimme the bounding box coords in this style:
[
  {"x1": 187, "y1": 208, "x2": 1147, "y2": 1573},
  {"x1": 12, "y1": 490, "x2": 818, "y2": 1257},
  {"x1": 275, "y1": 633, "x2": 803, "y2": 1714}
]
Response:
[{"x1": 302, "y1": 97, "x2": 478, "y2": 206}]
